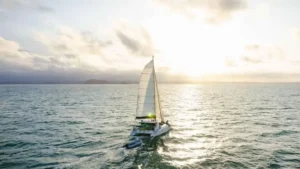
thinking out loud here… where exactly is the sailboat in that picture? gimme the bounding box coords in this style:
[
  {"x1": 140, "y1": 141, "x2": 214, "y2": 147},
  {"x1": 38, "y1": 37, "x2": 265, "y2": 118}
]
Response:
[
  {"x1": 131, "y1": 56, "x2": 170, "y2": 136},
  {"x1": 123, "y1": 56, "x2": 170, "y2": 149},
  {"x1": 123, "y1": 56, "x2": 171, "y2": 149}
]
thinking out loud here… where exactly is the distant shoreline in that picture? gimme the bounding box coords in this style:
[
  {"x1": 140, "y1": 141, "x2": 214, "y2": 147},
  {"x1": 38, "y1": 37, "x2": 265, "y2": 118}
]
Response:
[
  {"x1": 1, "y1": 79, "x2": 300, "y2": 84},
  {"x1": 83, "y1": 79, "x2": 138, "y2": 84},
  {"x1": 1, "y1": 81, "x2": 300, "y2": 84}
]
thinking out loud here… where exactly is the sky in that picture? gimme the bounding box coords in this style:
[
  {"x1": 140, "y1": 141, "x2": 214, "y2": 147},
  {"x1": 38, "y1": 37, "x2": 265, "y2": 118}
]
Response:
[{"x1": 1, "y1": 0, "x2": 300, "y2": 83}]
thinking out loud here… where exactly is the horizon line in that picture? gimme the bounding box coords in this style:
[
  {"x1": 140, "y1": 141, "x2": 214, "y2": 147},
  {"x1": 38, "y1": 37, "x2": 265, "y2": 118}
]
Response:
[{"x1": 1, "y1": 81, "x2": 300, "y2": 84}]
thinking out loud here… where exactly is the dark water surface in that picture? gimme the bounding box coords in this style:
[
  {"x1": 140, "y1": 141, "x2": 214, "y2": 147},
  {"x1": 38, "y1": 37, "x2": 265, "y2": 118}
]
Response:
[{"x1": 1, "y1": 84, "x2": 300, "y2": 168}]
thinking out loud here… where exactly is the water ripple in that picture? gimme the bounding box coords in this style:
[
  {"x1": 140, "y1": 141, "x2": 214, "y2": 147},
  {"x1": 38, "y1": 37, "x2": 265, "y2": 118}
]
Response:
[{"x1": 0, "y1": 84, "x2": 300, "y2": 168}]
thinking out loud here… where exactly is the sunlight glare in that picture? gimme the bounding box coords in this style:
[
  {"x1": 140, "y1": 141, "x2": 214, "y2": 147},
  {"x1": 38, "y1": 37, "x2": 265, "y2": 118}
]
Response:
[{"x1": 147, "y1": 13, "x2": 245, "y2": 79}]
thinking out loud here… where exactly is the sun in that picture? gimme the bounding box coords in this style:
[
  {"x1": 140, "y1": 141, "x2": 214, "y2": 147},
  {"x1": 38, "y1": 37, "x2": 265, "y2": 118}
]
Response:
[
  {"x1": 146, "y1": 10, "x2": 247, "y2": 79},
  {"x1": 146, "y1": 15, "x2": 236, "y2": 78}
]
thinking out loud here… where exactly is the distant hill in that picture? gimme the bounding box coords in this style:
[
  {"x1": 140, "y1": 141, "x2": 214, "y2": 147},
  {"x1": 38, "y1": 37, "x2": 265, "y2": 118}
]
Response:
[
  {"x1": 84, "y1": 79, "x2": 138, "y2": 84},
  {"x1": 85, "y1": 79, "x2": 108, "y2": 84}
]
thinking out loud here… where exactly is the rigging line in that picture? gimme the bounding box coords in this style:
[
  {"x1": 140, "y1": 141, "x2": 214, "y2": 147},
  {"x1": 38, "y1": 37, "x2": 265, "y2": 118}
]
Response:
[
  {"x1": 152, "y1": 57, "x2": 156, "y2": 121},
  {"x1": 154, "y1": 64, "x2": 164, "y2": 122}
]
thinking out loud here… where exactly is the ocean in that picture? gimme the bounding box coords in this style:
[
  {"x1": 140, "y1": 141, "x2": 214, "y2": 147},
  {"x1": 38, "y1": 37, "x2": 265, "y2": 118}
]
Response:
[{"x1": 0, "y1": 84, "x2": 300, "y2": 168}]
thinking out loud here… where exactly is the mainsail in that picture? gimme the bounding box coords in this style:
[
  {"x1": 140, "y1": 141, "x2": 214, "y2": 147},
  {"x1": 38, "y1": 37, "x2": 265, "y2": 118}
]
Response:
[{"x1": 136, "y1": 58, "x2": 163, "y2": 122}]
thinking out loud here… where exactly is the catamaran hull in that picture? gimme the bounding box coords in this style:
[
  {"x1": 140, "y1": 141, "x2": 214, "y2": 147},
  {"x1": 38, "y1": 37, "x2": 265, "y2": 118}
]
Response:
[
  {"x1": 130, "y1": 129, "x2": 153, "y2": 137},
  {"x1": 151, "y1": 124, "x2": 171, "y2": 138},
  {"x1": 123, "y1": 137, "x2": 143, "y2": 149},
  {"x1": 130, "y1": 123, "x2": 171, "y2": 138},
  {"x1": 123, "y1": 141, "x2": 143, "y2": 149}
]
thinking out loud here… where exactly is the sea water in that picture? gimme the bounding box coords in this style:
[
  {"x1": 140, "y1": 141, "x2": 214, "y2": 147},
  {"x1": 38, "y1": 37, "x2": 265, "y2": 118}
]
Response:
[{"x1": 0, "y1": 84, "x2": 300, "y2": 168}]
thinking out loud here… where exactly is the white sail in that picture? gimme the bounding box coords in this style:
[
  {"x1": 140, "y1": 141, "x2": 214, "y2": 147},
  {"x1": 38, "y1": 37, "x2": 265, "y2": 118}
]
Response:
[
  {"x1": 127, "y1": 57, "x2": 171, "y2": 141},
  {"x1": 136, "y1": 60, "x2": 155, "y2": 119}
]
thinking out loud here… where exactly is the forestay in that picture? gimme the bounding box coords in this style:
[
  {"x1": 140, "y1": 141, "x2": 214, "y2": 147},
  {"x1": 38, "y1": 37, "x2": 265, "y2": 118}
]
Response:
[{"x1": 154, "y1": 73, "x2": 163, "y2": 122}]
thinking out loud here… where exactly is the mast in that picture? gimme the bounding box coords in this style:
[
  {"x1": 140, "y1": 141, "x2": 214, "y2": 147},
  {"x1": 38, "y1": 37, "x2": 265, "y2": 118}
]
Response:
[
  {"x1": 152, "y1": 55, "x2": 156, "y2": 121},
  {"x1": 156, "y1": 75, "x2": 164, "y2": 122}
]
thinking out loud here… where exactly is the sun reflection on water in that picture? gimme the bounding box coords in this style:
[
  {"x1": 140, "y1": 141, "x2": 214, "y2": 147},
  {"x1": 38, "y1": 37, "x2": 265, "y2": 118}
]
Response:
[{"x1": 157, "y1": 85, "x2": 223, "y2": 167}]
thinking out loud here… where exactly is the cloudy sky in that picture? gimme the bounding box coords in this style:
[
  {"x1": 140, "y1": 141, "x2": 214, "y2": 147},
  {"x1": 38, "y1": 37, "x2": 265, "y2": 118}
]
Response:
[{"x1": 1, "y1": 0, "x2": 300, "y2": 83}]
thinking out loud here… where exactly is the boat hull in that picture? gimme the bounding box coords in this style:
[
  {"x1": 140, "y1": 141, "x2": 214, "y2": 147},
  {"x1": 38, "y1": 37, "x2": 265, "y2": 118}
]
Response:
[
  {"x1": 123, "y1": 137, "x2": 143, "y2": 149},
  {"x1": 151, "y1": 124, "x2": 171, "y2": 138}
]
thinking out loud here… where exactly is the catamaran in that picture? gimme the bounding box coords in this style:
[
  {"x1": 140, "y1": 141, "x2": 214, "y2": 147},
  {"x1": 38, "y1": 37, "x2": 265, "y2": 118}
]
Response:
[{"x1": 123, "y1": 56, "x2": 170, "y2": 149}]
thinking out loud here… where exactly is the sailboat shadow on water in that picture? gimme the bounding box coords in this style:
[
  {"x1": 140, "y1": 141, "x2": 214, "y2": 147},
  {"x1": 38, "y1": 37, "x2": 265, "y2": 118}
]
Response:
[
  {"x1": 142, "y1": 135, "x2": 169, "y2": 152},
  {"x1": 122, "y1": 56, "x2": 171, "y2": 150},
  {"x1": 130, "y1": 137, "x2": 170, "y2": 169}
]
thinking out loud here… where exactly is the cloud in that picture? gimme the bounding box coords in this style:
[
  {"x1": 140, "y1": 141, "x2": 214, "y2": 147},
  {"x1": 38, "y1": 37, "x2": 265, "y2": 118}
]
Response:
[
  {"x1": 116, "y1": 31, "x2": 140, "y2": 54},
  {"x1": 0, "y1": 68, "x2": 142, "y2": 83},
  {"x1": 294, "y1": 28, "x2": 300, "y2": 40},
  {"x1": 0, "y1": 35, "x2": 141, "y2": 83},
  {"x1": 0, "y1": 36, "x2": 35, "y2": 71},
  {"x1": 242, "y1": 44, "x2": 262, "y2": 64},
  {"x1": 251, "y1": 2, "x2": 270, "y2": 20},
  {"x1": 219, "y1": 0, "x2": 246, "y2": 11},
  {"x1": 0, "y1": 22, "x2": 157, "y2": 83},
  {"x1": 36, "y1": 27, "x2": 112, "y2": 57},
  {"x1": 224, "y1": 57, "x2": 237, "y2": 67},
  {"x1": 156, "y1": 0, "x2": 247, "y2": 24},
  {"x1": 224, "y1": 44, "x2": 286, "y2": 70},
  {"x1": 241, "y1": 56, "x2": 261, "y2": 64},
  {"x1": 36, "y1": 4, "x2": 52, "y2": 12},
  {"x1": 34, "y1": 26, "x2": 116, "y2": 70},
  {"x1": 245, "y1": 44, "x2": 260, "y2": 50},
  {"x1": 0, "y1": 36, "x2": 88, "y2": 74},
  {"x1": 1, "y1": 36, "x2": 299, "y2": 83},
  {"x1": 0, "y1": 0, "x2": 53, "y2": 13},
  {"x1": 240, "y1": 44, "x2": 283, "y2": 64},
  {"x1": 200, "y1": 72, "x2": 300, "y2": 82},
  {"x1": 115, "y1": 23, "x2": 155, "y2": 57},
  {"x1": 0, "y1": 32, "x2": 109, "y2": 75}
]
